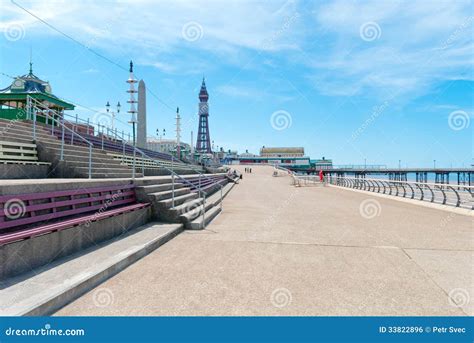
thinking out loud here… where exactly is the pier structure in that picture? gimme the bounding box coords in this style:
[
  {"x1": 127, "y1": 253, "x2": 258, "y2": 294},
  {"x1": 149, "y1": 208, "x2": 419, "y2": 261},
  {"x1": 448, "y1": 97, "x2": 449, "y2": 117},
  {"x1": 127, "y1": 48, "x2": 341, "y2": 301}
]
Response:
[{"x1": 294, "y1": 167, "x2": 474, "y2": 186}]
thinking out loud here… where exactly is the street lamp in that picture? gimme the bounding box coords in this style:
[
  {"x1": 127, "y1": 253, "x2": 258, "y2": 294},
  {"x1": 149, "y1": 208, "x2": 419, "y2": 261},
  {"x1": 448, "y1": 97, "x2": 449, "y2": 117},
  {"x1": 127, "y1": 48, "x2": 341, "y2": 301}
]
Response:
[
  {"x1": 106, "y1": 101, "x2": 121, "y2": 132},
  {"x1": 433, "y1": 160, "x2": 436, "y2": 169}
]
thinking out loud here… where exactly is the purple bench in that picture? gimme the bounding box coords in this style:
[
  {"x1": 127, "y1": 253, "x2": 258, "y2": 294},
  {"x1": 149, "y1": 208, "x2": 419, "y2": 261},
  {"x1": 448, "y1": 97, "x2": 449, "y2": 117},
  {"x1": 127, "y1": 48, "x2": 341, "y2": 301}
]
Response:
[{"x1": 0, "y1": 184, "x2": 150, "y2": 245}]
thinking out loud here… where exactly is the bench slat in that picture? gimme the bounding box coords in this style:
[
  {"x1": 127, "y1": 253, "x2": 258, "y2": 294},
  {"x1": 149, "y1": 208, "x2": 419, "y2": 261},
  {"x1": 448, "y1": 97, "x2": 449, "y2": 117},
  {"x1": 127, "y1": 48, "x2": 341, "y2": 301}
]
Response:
[
  {"x1": 0, "y1": 190, "x2": 135, "y2": 217},
  {"x1": 0, "y1": 183, "x2": 134, "y2": 203},
  {"x1": 0, "y1": 203, "x2": 150, "y2": 245},
  {"x1": 0, "y1": 197, "x2": 136, "y2": 230}
]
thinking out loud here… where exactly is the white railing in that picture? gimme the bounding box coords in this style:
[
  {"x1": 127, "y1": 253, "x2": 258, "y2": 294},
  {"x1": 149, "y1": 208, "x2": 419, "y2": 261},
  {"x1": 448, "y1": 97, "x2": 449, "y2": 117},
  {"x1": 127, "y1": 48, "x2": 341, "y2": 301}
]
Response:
[
  {"x1": 27, "y1": 96, "x2": 93, "y2": 178},
  {"x1": 328, "y1": 176, "x2": 474, "y2": 209}
]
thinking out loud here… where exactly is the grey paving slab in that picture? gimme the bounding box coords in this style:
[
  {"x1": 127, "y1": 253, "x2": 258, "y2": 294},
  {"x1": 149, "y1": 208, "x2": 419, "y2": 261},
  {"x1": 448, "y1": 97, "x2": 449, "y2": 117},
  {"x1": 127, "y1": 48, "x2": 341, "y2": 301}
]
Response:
[
  {"x1": 56, "y1": 165, "x2": 472, "y2": 316},
  {"x1": 0, "y1": 222, "x2": 182, "y2": 316}
]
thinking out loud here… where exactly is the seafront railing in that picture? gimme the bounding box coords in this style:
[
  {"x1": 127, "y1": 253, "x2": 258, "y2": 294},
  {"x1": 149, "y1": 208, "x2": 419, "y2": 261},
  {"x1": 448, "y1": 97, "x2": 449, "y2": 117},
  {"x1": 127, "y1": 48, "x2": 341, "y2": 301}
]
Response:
[{"x1": 328, "y1": 176, "x2": 474, "y2": 210}]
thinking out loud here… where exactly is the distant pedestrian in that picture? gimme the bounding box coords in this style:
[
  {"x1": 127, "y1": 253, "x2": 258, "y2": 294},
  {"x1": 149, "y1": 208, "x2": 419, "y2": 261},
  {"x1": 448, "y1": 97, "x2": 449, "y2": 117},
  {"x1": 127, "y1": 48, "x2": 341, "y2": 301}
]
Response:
[
  {"x1": 250, "y1": 168, "x2": 252, "y2": 173},
  {"x1": 319, "y1": 169, "x2": 324, "y2": 182}
]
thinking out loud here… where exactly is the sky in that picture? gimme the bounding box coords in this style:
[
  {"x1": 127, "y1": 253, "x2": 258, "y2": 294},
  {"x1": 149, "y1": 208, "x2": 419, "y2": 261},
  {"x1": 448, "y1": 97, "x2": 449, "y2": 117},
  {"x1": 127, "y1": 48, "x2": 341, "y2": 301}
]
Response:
[{"x1": 0, "y1": 0, "x2": 472, "y2": 168}]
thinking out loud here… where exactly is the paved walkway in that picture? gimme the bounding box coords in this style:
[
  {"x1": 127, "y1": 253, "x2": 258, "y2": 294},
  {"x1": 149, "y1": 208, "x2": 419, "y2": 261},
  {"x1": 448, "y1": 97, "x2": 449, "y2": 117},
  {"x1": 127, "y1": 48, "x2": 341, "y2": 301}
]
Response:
[{"x1": 57, "y1": 165, "x2": 473, "y2": 316}]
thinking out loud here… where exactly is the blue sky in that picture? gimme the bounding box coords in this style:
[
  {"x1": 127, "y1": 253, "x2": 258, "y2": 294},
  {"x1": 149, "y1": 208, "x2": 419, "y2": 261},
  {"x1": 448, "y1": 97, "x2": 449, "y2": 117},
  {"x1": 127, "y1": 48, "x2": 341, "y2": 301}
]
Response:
[{"x1": 0, "y1": 0, "x2": 472, "y2": 167}]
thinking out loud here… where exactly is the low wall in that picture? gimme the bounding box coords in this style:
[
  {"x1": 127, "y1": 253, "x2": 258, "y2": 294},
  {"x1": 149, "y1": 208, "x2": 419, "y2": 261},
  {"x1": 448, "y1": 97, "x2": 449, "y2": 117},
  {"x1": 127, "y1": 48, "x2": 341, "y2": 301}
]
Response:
[
  {"x1": 0, "y1": 164, "x2": 50, "y2": 179},
  {"x1": 0, "y1": 207, "x2": 151, "y2": 279}
]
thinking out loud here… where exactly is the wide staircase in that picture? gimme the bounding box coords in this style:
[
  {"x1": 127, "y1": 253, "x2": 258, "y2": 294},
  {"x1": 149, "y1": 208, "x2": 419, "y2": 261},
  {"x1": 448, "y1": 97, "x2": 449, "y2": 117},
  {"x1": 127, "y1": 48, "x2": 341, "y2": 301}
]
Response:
[
  {"x1": 0, "y1": 119, "x2": 141, "y2": 178},
  {"x1": 49, "y1": 126, "x2": 203, "y2": 175},
  {"x1": 135, "y1": 173, "x2": 238, "y2": 229}
]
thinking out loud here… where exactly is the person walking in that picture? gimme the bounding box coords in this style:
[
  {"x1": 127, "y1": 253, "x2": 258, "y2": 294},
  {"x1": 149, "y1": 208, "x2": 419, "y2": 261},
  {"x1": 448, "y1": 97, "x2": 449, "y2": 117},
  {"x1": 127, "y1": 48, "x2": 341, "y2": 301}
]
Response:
[{"x1": 319, "y1": 169, "x2": 324, "y2": 182}]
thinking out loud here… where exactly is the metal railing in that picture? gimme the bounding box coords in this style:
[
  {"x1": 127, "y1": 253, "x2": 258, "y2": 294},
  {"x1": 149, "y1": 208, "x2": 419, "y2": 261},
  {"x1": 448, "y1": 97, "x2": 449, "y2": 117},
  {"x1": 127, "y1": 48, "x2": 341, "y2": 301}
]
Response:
[
  {"x1": 292, "y1": 175, "x2": 326, "y2": 187},
  {"x1": 134, "y1": 146, "x2": 218, "y2": 228},
  {"x1": 328, "y1": 176, "x2": 474, "y2": 210},
  {"x1": 26, "y1": 96, "x2": 93, "y2": 178}
]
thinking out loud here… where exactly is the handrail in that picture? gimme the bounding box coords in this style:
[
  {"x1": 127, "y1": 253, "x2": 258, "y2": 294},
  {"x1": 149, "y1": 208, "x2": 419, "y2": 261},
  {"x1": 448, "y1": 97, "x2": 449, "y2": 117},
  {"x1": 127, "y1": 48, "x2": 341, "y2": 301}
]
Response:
[
  {"x1": 328, "y1": 175, "x2": 474, "y2": 190},
  {"x1": 134, "y1": 146, "x2": 214, "y2": 229},
  {"x1": 328, "y1": 176, "x2": 473, "y2": 209},
  {"x1": 104, "y1": 127, "x2": 224, "y2": 227},
  {"x1": 27, "y1": 96, "x2": 93, "y2": 178}
]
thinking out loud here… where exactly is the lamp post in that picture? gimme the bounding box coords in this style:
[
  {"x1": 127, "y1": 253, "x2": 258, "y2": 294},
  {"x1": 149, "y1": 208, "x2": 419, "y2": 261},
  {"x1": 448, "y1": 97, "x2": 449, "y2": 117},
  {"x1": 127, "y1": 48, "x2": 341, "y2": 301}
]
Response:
[
  {"x1": 175, "y1": 107, "x2": 181, "y2": 159},
  {"x1": 433, "y1": 160, "x2": 436, "y2": 169},
  {"x1": 105, "y1": 101, "x2": 121, "y2": 132},
  {"x1": 156, "y1": 129, "x2": 166, "y2": 152}
]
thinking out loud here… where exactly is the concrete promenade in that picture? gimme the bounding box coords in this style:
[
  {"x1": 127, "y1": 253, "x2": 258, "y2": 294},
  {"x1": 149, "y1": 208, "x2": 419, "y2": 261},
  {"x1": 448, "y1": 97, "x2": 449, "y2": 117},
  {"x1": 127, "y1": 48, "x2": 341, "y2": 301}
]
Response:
[{"x1": 57, "y1": 165, "x2": 472, "y2": 316}]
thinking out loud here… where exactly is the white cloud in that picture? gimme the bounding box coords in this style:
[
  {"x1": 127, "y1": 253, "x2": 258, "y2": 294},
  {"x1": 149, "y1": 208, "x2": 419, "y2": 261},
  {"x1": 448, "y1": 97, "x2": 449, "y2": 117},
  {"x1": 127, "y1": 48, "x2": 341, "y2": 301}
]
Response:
[{"x1": 2, "y1": 0, "x2": 472, "y2": 102}]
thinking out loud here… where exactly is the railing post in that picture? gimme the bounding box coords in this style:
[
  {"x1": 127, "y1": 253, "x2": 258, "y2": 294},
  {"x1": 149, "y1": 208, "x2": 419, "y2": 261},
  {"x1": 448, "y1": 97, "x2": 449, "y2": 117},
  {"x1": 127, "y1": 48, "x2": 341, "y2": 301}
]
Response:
[
  {"x1": 202, "y1": 194, "x2": 206, "y2": 229},
  {"x1": 60, "y1": 119, "x2": 65, "y2": 161},
  {"x1": 51, "y1": 111, "x2": 54, "y2": 135},
  {"x1": 132, "y1": 147, "x2": 136, "y2": 179},
  {"x1": 88, "y1": 145, "x2": 92, "y2": 179},
  {"x1": 32, "y1": 100, "x2": 37, "y2": 142},
  {"x1": 220, "y1": 185, "x2": 223, "y2": 210},
  {"x1": 101, "y1": 129, "x2": 104, "y2": 150},
  {"x1": 171, "y1": 173, "x2": 175, "y2": 208},
  {"x1": 199, "y1": 174, "x2": 202, "y2": 197}
]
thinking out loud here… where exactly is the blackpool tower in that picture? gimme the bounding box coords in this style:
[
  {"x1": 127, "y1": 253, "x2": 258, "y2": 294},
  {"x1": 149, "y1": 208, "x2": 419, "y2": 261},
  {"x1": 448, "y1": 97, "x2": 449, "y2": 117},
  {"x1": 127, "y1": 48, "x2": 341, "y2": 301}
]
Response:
[{"x1": 195, "y1": 78, "x2": 212, "y2": 153}]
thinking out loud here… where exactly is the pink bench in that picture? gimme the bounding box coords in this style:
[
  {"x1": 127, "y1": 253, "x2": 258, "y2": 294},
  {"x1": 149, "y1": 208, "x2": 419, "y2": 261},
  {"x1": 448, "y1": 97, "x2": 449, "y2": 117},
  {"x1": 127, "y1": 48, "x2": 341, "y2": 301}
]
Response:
[{"x1": 0, "y1": 184, "x2": 149, "y2": 245}]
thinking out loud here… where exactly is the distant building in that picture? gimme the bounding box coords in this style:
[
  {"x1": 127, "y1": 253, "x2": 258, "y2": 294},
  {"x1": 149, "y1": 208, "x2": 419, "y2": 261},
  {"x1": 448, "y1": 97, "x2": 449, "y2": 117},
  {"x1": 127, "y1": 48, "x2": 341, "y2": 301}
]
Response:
[
  {"x1": 238, "y1": 146, "x2": 311, "y2": 168},
  {"x1": 147, "y1": 138, "x2": 190, "y2": 155},
  {"x1": 312, "y1": 157, "x2": 333, "y2": 170},
  {"x1": 260, "y1": 147, "x2": 305, "y2": 158}
]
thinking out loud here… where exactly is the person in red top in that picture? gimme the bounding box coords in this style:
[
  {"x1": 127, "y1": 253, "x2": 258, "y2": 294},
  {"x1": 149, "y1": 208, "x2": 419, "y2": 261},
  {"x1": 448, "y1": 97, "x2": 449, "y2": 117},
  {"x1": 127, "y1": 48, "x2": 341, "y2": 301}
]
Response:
[{"x1": 319, "y1": 169, "x2": 324, "y2": 182}]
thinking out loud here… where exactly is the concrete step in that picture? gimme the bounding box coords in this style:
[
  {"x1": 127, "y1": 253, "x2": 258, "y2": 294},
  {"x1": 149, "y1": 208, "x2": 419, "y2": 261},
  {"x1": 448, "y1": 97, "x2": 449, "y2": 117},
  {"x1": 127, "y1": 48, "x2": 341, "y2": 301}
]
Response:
[
  {"x1": 178, "y1": 198, "x2": 212, "y2": 223},
  {"x1": 0, "y1": 133, "x2": 33, "y2": 144},
  {"x1": 0, "y1": 126, "x2": 58, "y2": 142},
  {"x1": 39, "y1": 141, "x2": 104, "y2": 154},
  {"x1": 72, "y1": 165, "x2": 135, "y2": 173},
  {"x1": 50, "y1": 154, "x2": 122, "y2": 165},
  {"x1": 136, "y1": 182, "x2": 186, "y2": 194},
  {"x1": 177, "y1": 182, "x2": 234, "y2": 223},
  {"x1": 187, "y1": 205, "x2": 222, "y2": 230},
  {"x1": 0, "y1": 222, "x2": 183, "y2": 316},
  {"x1": 134, "y1": 175, "x2": 201, "y2": 186},
  {"x1": 82, "y1": 172, "x2": 144, "y2": 178},
  {"x1": 158, "y1": 192, "x2": 199, "y2": 209},
  {"x1": 148, "y1": 187, "x2": 190, "y2": 201}
]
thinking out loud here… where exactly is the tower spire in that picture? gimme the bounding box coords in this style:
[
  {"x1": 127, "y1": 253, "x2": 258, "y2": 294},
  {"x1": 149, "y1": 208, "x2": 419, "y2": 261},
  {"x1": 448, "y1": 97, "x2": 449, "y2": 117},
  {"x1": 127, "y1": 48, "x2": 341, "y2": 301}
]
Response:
[
  {"x1": 196, "y1": 78, "x2": 212, "y2": 154},
  {"x1": 29, "y1": 47, "x2": 33, "y2": 75}
]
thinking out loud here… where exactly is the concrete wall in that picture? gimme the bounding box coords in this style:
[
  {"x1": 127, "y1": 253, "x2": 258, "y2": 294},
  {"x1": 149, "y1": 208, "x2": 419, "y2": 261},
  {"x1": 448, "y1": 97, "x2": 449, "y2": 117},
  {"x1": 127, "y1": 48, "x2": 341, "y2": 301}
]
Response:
[
  {"x1": 0, "y1": 164, "x2": 49, "y2": 179},
  {"x1": 0, "y1": 207, "x2": 151, "y2": 280}
]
